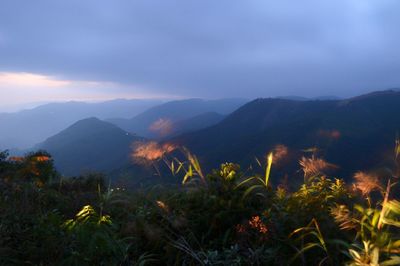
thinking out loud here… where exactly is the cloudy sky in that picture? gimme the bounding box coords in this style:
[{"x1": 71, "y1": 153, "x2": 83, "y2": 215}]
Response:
[{"x1": 0, "y1": 0, "x2": 399, "y2": 109}]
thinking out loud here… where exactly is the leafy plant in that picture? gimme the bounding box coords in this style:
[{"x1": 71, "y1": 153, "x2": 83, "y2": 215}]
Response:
[
  {"x1": 236, "y1": 152, "x2": 274, "y2": 199},
  {"x1": 62, "y1": 205, "x2": 130, "y2": 265}
]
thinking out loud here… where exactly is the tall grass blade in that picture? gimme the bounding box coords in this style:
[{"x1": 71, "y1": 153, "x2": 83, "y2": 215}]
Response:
[{"x1": 265, "y1": 152, "x2": 273, "y2": 188}]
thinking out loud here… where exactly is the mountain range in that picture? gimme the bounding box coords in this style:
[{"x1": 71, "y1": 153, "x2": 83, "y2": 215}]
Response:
[
  {"x1": 37, "y1": 117, "x2": 144, "y2": 177},
  {"x1": 5, "y1": 90, "x2": 400, "y2": 185},
  {"x1": 0, "y1": 99, "x2": 162, "y2": 150},
  {"x1": 175, "y1": 90, "x2": 400, "y2": 181},
  {"x1": 108, "y1": 98, "x2": 247, "y2": 139},
  {"x1": 32, "y1": 98, "x2": 247, "y2": 177}
]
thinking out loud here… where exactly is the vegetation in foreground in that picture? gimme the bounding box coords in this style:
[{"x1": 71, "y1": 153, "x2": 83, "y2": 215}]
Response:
[{"x1": 0, "y1": 143, "x2": 400, "y2": 265}]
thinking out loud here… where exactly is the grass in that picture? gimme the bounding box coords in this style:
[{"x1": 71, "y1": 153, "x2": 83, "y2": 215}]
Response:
[{"x1": 0, "y1": 144, "x2": 400, "y2": 265}]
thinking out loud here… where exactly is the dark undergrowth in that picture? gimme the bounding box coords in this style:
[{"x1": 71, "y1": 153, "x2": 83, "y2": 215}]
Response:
[{"x1": 0, "y1": 146, "x2": 400, "y2": 265}]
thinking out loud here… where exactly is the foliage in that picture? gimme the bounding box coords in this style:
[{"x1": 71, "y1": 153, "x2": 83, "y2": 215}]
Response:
[
  {"x1": 0, "y1": 148, "x2": 400, "y2": 265},
  {"x1": 62, "y1": 205, "x2": 130, "y2": 265}
]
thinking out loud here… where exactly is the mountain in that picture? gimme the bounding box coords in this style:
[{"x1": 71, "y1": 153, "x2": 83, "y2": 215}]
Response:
[
  {"x1": 0, "y1": 99, "x2": 162, "y2": 149},
  {"x1": 277, "y1": 95, "x2": 342, "y2": 101},
  {"x1": 166, "y1": 112, "x2": 226, "y2": 138},
  {"x1": 108, "y1": 98, "x2": 247, "y2": 139},
  {"x1": 37, "y1": 117, "x2": 143, "y2": 176},
  {"x1": 314, "y1": 95, "x2": 342, "y2": 101},
  {"x1": 173, "y1": 90, "x2": 400, "y2": 181},
  {"x1": 26, "y1": 90, "x2": 400, "y2": 185}
]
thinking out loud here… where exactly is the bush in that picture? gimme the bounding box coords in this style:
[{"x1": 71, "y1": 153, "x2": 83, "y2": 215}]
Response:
[{"x1": 1, "y1": 148, "x2": 400, "y2": 265}]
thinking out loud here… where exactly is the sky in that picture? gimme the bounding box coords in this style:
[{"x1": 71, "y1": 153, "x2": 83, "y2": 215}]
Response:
[{"x1": 0, "y1": 0, "x2": 400, "y2": 110}]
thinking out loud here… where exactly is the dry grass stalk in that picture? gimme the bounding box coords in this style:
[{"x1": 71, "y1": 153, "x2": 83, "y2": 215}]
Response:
[
  {"x1": 272, "y1": 144, "x2": 288, "y2": 164},
  {"x1": 331, "y1": 205, "x2": 357, "y2": 230},
  {"x1": 353, "y1": 171, "x2": 382, "y2": 196},
  {"x1": 131, "y1": 141, "x2": 176, "y2": 165},
  {"x1": 299, "y1": 156, "x2": 336, "y2": 179}
]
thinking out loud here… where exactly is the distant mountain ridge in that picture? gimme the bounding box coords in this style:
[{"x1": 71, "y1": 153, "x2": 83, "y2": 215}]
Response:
[
  {"x1": 37, "y1": 117, "x2": 143, "y2": 176},
  {"x1": 167, "y1": 112, "x2": 226, "y2": 138},
  {"x1": 173, "y1": 90, "x2": 400, "y2": 181},
  {"x1": 108, "y1": 98, "x2": 247, "y2": 139},
  {"x1": 276, "y1": 95, "x2": 342, "y2": 101},
  {"x1": 11, "y1": 90, "x2": 400, "y2": 184},
  {"x1": 31, "y1": 99, "x2": 246, "y2": 177},
  {"x1": 0, "y1": 99, "x2": 162, "y2": 149}
]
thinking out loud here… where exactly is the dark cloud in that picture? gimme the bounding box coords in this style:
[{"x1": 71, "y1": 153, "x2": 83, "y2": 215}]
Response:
[{"x1": 0, "y1": 0, "x2": 400, "y2": 99}]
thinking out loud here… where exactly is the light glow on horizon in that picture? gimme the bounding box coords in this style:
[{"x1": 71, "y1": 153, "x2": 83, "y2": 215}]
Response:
[
  {"x1": 0, "y1": 72, "x2": 70, "y2": 87},
  {"x1": 0, "y1": 71, "x2": 182, "y2": 111}
]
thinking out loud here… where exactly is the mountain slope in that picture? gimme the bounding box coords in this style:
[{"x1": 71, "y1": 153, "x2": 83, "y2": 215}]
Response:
[
  {"x1": 37, "y1": 117, "x2": 142, "y2": 176},
  {"x1": 108, "y1": 98, "x2": 247, "y2": 139},
  {"x1": 0, "y1": 99, "x2": 161, "y2": 149},
  {"x1": 167, "y1": 112, "x2": 226, "y2": 138},
  {"x1": 173, "y1": 90, "x2": 400, "y2": 180}
]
